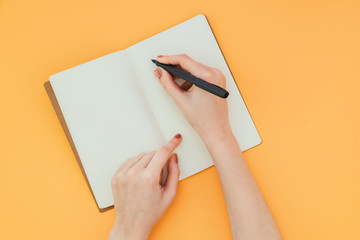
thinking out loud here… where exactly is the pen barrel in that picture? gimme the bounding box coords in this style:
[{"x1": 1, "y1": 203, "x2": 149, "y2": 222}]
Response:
[
  {"x1": 195, "y1": 82, "x2": 229, "y2": 98},
  {"x1": 172, "y1": 68, "x2": 229, "y2": 98},
  {"x1": 156, "y1": 61, "x2": 229, "y2": 99}
]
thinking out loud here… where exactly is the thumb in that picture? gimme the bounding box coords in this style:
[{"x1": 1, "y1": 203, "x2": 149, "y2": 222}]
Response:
[
  {"x1": 163, "y1": 154, "x2": 180, "y2": 203},
  {"x1": 155, "y1": 67, "x2": 186, "y2": 104}
]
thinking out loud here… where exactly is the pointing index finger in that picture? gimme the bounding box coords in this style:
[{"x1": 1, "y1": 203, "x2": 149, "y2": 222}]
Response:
[{"x1": 147, "y1": 134, "x2": 182, "y2": 172}]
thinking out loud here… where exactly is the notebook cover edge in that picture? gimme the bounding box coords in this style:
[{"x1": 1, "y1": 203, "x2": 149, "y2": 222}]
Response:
[{"x1": 43, "y1": 81, "x2": 113, "y2": 212}]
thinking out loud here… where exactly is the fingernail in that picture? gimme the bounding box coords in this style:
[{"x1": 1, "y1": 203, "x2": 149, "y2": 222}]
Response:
[
  {"x1": 157, "y1": 55, "x2": 164, "y2": 58},
  {"x1": 174, "y1": 133, "x2": 181, "y2": 139},
  {"x1": 175, "y1": 154, "x2": 178, "y2": 163},
  {"x1": 156, "y1": 68, "x2": 162, "y2": 78}
]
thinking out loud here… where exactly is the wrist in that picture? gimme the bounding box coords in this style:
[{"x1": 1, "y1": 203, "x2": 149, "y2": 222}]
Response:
[
  {"x1": 201, "y1": 124, "x2": 244, "y2": 167},
  {"x1": 200, "y1": 123, "x2": 233, "y2": 147},
  {"x1": 108, "y1": 226, "x2": 149, "y2": 240}
]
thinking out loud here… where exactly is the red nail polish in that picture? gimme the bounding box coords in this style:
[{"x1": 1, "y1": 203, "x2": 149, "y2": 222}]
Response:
[
  {"x1": 157, "y1": 55, "x2": 164, "y2": 58},
  {"x1": 174, "y1": 133, "x2": 181, "y2": 139},
  {"x1": 175, "y1": 154, "x2": 178, "y2": 163}
]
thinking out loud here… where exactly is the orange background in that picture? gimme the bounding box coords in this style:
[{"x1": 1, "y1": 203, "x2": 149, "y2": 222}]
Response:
[{"x1": 1, "y1": 0, "x2": 359, "y2": 239}]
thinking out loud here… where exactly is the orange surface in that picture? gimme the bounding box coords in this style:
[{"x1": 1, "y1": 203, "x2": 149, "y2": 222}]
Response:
[{"x1": 1, "y1": 0, "x2": 360, "y2": 239}]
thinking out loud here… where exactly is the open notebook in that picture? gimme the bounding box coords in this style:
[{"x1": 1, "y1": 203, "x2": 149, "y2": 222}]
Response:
[{"x1": 46, "y1": 14, "x2": 261, "y2": 211}]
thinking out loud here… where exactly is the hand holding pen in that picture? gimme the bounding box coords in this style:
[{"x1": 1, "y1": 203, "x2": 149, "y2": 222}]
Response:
[
  {"x1": 153, "y1": 54, "x2": 231, "y2": 139},
  {"x1": 152, "y1": 57, "x2": 229, "y2": 98}
]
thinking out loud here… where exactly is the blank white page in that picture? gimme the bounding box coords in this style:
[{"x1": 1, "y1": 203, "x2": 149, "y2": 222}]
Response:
[
  {"x1": 126, "y1": 15, "x2": 262, "y2": 179},
  {"x1": 50, "y1": 51, "x2": 164, "y2": 209}
]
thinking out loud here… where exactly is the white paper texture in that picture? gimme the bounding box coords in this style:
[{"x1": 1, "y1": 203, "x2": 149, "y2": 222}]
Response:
[{"x1": 49, "y1": 14, "x2": 261, "y2": 209}]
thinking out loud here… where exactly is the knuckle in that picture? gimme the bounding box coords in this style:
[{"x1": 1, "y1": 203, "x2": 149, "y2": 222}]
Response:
[
  {"x1": 113, "y1": 173, "x2": 124, "y2": 185},
  {"x1": 213, "y1": 68, "x2": 223, "y2": 78},
  {"x1": 201, "y1": 70, "x2": 213, "y2": 80},
  {"x1": 203, "y1": 68, "x2": 225, "y2": 84},
  {"x1": 180, "y1": 54, "x2": 189, "y2": 60}
]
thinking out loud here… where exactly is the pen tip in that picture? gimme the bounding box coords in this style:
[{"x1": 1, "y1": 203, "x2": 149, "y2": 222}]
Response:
[{"x1": 151, "y1": 59, "x2": 157, "y2": 64}]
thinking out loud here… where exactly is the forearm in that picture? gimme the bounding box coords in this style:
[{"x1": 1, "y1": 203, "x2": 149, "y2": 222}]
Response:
[
  {"x1": 202, "y1": 127, "x2": 282, "y2": 240},
  {"x1": 108, "y1": 226, "x2": 148, "y2": 240}
]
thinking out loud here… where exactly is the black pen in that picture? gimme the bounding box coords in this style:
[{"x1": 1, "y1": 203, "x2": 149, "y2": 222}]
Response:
[{"x1": 151, "y1": 59, "x2": 229, "y2": 98}]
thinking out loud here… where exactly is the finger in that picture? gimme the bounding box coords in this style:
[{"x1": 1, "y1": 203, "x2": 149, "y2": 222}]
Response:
[
  {"x1": 122, "y1": 152, "x2": 146, "y2": 172},
  {"x1": 147, "y1": 134, "x2": 182, "y2": 173},
  {"x1": 134, "y1": 151, "x2": 156, "y2": 169},
  {"x1": 157, "y1": 54, "x2": 202, "y2": 74},
  {"x1": 155, "y1": 68, "x2": 192, "y2": 91},
  {"x1": 154, "y1": 67, "x2": 187, "y2": 104},
  {"x1": 156, "y1": 54, "x2": 211, "y2": 80},
  {"x1": 112, "y1": 157, "x2": 133, "y2": 183},
  {"x1": 163, "y1": 154, "x2": 180, "y2": 202},
  {"x1": 113, "y1": 157, "x2": 132, "y2": 176}
]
